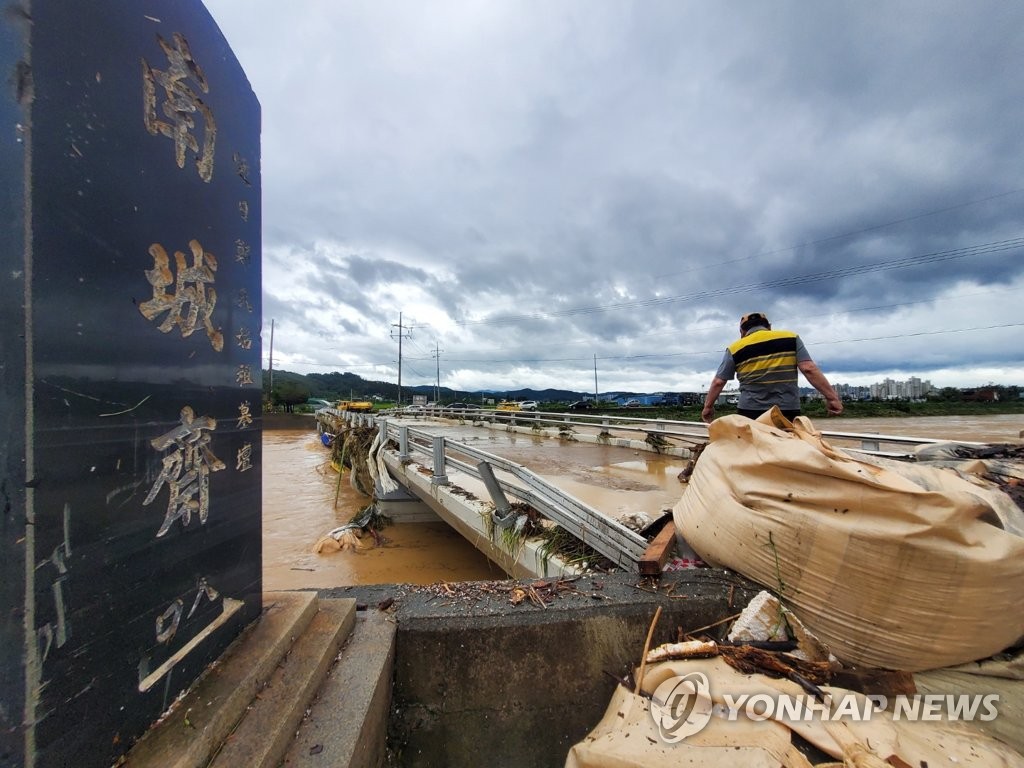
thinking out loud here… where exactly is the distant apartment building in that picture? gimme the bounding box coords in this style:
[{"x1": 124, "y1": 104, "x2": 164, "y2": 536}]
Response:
[
  {"x1": 869, "y1": 376, "x2": 933, "y2": 400},
  {"x1": 834, "y1": 383, "x2": 872, "y2": 402},
  {"x1": 803, "y1": 377, "x2": 934, "y2": 402}
]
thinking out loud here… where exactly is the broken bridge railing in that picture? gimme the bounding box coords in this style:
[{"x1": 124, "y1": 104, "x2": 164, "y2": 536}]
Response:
[
  {"x1": 376, "y1": 417, "x2": 649, "y2": 573},
  {"x1": 382, "y1": 404, "x2": 976, "y2": 457}
]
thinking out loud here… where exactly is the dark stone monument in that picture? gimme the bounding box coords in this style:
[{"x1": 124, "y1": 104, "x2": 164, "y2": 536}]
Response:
[{"x1": 1, "y1": 2, "x2": 262, "y2": 766}]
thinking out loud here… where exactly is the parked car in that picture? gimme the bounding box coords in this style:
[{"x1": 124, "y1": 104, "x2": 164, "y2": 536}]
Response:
[
  {"x1": 449, "y1": 402, "x2": 469, "y2": 410},
  {"x1": 518, "y1": 400, "x2": 539, "y2": 411},
  {"x1": 567, "y1": 400, "x2": 593, "y2": 410},
  {"x1": 624, "y1": 399, "x2": 642, "y2": 408}
]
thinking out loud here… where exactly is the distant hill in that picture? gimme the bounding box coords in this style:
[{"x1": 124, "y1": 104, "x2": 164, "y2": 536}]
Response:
[{"x1": 261, "y1": 368, "x2": 656, "y2": 403}]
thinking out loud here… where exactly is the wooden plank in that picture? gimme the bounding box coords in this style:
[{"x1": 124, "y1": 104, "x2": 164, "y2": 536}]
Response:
[
  {"x1": 831, "y1": 668, "x2": 918, "y2": 701},
  {"x1": 639, "y1": 521, "x2": 677, "y2": 576}
]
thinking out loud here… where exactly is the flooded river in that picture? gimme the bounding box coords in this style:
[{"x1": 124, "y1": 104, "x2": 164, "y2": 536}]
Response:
[
  {"x1": 263, "y1": 414, "x2": 1022, "y2": 590},
  {"x1": 815, "y1": 413, "x2": 1023, "y2": 444},
  {"x1": 263, "y1": 430, "x2": 501, "y2": 590}
]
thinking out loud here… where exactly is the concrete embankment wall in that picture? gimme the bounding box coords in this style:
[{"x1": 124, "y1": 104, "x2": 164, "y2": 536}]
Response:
[
  {"x1": 263, "y1": 412, "x2": 317, "y2": 430},
  {"x1": 321, "y1": 569, "x2": 760, "y2": 768}
]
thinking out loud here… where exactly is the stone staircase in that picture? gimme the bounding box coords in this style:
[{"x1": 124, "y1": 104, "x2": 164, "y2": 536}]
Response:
[{"x1": 124, "y1": 591, "x2": 396, "y2": 768}]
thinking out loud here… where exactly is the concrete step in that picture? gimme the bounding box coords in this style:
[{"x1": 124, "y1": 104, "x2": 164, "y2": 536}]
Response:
[
  {"x1": 208, "y1": 597, "x2": 357, "y2": 768},
  {"x1": 125, "y1": 590, "x2": 321, "y2": 768},
  {"x1": 281, "y1": 611, "x2": 397, "y2": 768}
]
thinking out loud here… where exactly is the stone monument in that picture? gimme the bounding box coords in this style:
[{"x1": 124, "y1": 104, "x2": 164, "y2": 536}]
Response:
[{"x1": 1, "y1": 2, "x2": 262, "y2": 765}]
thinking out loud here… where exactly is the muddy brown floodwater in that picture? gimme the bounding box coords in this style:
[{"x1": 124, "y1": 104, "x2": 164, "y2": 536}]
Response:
[
  {"x1": 262, "y1": 430, "x2": 501, "y2": 591},
  {"x1": 263, "y1": 415, "x2": 1023, "y2": 590},
  {"x1": 814, "y1": 413, "x2": 1024, "y2": 444}
]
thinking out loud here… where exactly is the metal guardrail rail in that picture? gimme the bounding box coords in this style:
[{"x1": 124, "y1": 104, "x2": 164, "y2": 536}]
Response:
[
  {"x1": 318, "y1": 409, "x2": 649, "y2": 570},
  {"x1": 414, "y1": 405, "x2": 712, "y2": 449},
  {"x1": 387, "y1": 404, "x2": 982, "y2": 454},
  {"x1": 382, "y1": 419, "x2": 648, "y2": 571},
  {"x1": 319, "y1": 406, "x2": 985, "y2": 572}
]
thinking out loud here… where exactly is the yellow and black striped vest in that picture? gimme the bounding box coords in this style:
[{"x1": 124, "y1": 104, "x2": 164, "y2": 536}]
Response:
[{"x1": 727, "y1": 329, "x2": 799, "y2": 388}]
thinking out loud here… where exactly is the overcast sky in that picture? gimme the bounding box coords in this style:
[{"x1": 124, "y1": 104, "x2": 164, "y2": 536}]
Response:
[{"x1": 203, "y1": 0, "x2": 1024, "y2": 395}]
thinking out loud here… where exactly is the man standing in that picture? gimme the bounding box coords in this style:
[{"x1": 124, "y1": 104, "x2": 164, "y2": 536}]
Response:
[{"x1": 701, "y1": 312, "x2": 843, "y2": 423}]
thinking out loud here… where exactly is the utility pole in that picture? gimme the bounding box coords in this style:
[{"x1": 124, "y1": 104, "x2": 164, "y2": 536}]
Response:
[
  {"x1": 391, "y1": 312, "x2": 412, "y2": 406},
  {"x1": 593, "y1": 354, "x2": 599, "y2": 403},
  {"x1": 268, "y1": 318, "x2": 275, "y2": 396},
  {"x1": 433, "y1": 342, "x2": 443, "y2": 403}
]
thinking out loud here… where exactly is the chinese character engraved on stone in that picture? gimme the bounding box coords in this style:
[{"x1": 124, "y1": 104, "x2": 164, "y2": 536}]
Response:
[
  {"x1": 142, "y1": 32, "x2": 217, "y2": 182},
  {"x1": 235, "y1": 326, "x2": 252, "y2": 350},
  {"x1": 155, "y1": 578, "x2": 220, "y2": 645},
  {"x1": 155, "y1": 599, "x2": 183, "y2": 644},
  {"x1": 139, "y1": 239, "x2": 224, "y2": 351},
  {"x1": 235, "y1": 364, "x2": 254, "y2": 386},
  {"x1": 233, "y1": 152, "x2": 251, "y2": 185},
  {"x1": 37, "y1": 502, "x2": 74, "y2": 665},
  {"x1": 235, "y1": 288, "x2": 253, "y2": 313},
  {"x1": 144, "y1": 406, "x2": 226, "y2": 538},
  {"x1": 234, "y1": 239, "x2": 251, "y2": 266},
  {"x1": 237, "y1": 401, "x2": 253, "y2": 429},
  {"x1": 236, "y1": 443, "x2": 253, "y2": 473},
  {"x1": 238, "y1": 200, "x2": 249, "y2": 221}
]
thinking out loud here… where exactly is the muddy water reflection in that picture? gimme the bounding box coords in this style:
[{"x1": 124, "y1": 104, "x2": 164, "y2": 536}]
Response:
[
  {"x1": 262, "y1": 430, "x2": 499, "y2": 590},
  {"x1": 422, "y1": 424, "x2": 690, "y2": 527},
  {"x1": 818, "y1": 413, "x2": 1023, "y2": 444}
]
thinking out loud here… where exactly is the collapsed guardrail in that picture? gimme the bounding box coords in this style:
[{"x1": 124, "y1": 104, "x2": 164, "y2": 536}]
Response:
[
  {"x1": 382, "y1": 404, "x2": 977, "y2": 456},
  {"x1": 383, "y1": 419, "x2": 648, "y2": 571},
  {"x1": 321, "y1": 406, "x2": 982, "y2": 572}
]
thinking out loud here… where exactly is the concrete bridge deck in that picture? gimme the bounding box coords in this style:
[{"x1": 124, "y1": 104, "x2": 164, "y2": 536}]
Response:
[{"x1": 319, "y1": 407, "x2": 966, "y2": 581}]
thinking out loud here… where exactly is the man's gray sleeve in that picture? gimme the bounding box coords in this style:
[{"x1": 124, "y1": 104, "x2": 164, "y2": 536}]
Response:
[
  {"x1": 794, "y1": 335, "x2": 812, "y2": 363},
  {"x1": 715, "y1": 349, "x2": 735, "y2": 380}
]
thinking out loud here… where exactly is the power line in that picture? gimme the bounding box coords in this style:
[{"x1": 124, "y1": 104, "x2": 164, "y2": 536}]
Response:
[
  {"x1": 403, "y1": 363, "x2": 431, "y2": 379},
  {"x1": 459, "y1": 236, "x2": 1024, "y2": 327},
  {"x1": 263, "y1": 285, "x2": 1024, "y2": 374},
  {"x1": 818, "y1": 322, "x2": 1024, "y2": 347},
  {"x1": 431, "y1": 321, "x2": 1024, "y2": 366},
  {"x1": 384, "y1": 284, "x2": 1023, "y2": 366},
  {"x1": 654, "y1": 187, "x2": 1024, "y2": 279}
]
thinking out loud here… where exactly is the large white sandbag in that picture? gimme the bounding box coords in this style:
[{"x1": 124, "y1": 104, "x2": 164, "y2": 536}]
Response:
[
  {"x1": 674, "y1": 410, "x2": 1024, "y2": 672},
  {"x1": 566, "y1": 657, "x2": 1024, "y2": 768}
]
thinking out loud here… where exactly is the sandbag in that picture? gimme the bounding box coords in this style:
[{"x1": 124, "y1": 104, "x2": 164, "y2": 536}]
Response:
[
  {"x1": 673, "y1": 410, "x2": 1024, "y2": 672},
  {"x1": 566, "y1": 657, "x2": 1024, "y2": 768},
  {"x1": 914, "y1": 647, "x2": 1024, "y2": 755}
]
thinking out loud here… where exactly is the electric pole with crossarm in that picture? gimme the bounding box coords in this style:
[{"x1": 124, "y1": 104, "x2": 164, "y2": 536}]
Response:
[{"x1": 391, "y1": 313, "x2": 412, "y2": 406}]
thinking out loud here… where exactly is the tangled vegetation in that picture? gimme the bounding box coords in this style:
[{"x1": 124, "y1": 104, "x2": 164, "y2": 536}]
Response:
[
  {"x1": 328, "y1": 424, "x2": 378, "y2": 496},
  {"x1": 536, "y1": 524, "x2": 614, "y2": 575}
]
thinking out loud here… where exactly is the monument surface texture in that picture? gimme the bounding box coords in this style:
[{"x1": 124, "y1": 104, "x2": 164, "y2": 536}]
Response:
[{"x1": 1, "y1": 2, "x2": 262, "y2": 766}]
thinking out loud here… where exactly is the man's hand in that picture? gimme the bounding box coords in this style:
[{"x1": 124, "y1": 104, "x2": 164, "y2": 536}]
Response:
[
  {"x1": 797, "y1": 360, "x2": 843, "y2": 417},
  {"x1": 702, "y1": 377, "x2": 728, "y2": 424}
]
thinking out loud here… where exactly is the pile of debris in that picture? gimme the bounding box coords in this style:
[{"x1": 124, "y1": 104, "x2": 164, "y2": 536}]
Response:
[
  {"x1": 567, "y1": 410, "x2": 1024, "y2": 765},
  {"x1": 409, "y1": 576, "x2": 608, "y2": 608},
  {"x1": 568, "y1": 590, "x2": 1024, "y2": 767}
]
